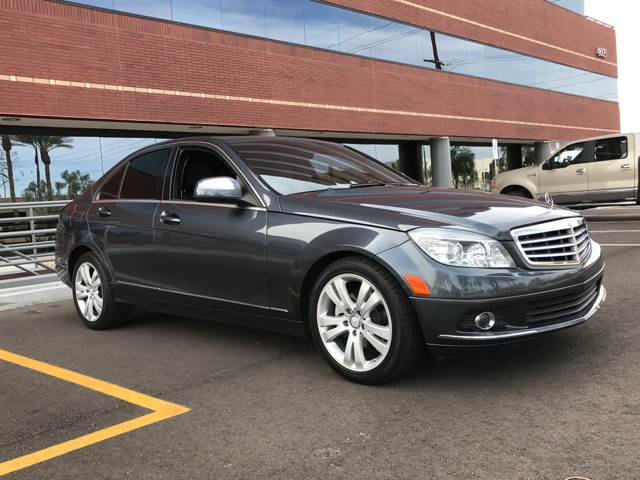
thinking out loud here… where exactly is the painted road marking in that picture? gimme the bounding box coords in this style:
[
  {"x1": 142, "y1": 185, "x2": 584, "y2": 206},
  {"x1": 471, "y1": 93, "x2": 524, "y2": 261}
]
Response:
[
  {"x1": 600, "y1": 244, "x2": 640, "y2": 247},
  {"x1": 0, "y1": 348, "x2": 190, "y2": 476}
]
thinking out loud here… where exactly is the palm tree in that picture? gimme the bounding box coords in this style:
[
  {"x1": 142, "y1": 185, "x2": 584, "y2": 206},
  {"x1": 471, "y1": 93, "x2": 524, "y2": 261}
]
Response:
[
  {"x1": 16, "y1": 135, "x2": 42, "y2": 200},
  {"x1": 1, "y1": 135, "x2": 16, "y2": 202},
  {"x1": 37, "y1": 136, "x2": 73, "y2": 199},
  {"x1": 16, "y1": 135, "x2": 73, "y2": 200}
]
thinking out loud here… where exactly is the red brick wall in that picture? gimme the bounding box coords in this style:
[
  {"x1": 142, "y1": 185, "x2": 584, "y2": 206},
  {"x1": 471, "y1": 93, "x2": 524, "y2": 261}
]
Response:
[{"x1": 0, "y1": 0, "x2": 620, "y2": 142}]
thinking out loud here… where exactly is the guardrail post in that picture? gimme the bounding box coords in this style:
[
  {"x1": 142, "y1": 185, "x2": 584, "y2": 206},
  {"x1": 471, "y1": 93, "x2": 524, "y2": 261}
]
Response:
[{"x1": 29, "y1": 205, "x2": 36, "y2": 271}]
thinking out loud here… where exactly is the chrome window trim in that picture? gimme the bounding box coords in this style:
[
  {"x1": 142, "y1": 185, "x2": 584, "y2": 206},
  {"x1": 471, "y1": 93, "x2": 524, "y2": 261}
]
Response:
[{"x1": 510, "y1": 217, "x2": 590, "y2": 268}]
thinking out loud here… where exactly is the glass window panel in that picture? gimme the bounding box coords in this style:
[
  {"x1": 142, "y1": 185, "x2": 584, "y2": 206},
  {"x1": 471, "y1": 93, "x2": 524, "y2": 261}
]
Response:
[
  {"x1": 69, "y1": 0, "x2": 616, "y2": 101},
  {"x1": 434, "y1": 34, "x2": 468, "y2": 75},
  {"x1": 266, "y1": 0, "x2": 305, "y2": 44},
  {"x1": 120, "y1": 149, "x2": 171, "y2": 200},
  {"x1": 78, "y1": 0, "x2": 115, "y2": 8},
  {"x1": 172, "y1": 0, "x2": 222, "y2": 30},
  {"x1": 594, "y1": 137, "x2": 628, "y2": 162},
  {"x1": 221, "y1": 0, "x2": 267, "y2": 38},
  {"x1": 397, "y1": 25, "x2": 427, "y2": 67},
  {"x1": 97, "y1": 164, "x2": 125, "y2": 200},
  {"x1": 369, "y1": 18, "x2": 398, "y2": 62},
  {"x1": 464, "y1": 41, "x2": 485, "y2": 78},
  {"x1": 112, "y1": 0, "x2": 171, "y2": 19},
  {"x1": 303, "y1": 0, "x2": 340, "y2": 50},
  {"x1": 338, "y1": 8, "x2": 371, "y2": 56}
]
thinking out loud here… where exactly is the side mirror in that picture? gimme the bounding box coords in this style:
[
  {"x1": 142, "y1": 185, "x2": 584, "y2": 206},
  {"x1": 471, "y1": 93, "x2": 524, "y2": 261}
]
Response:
[
  {"x1": 194, "y1": 177, "x2": 243, "y2": 201},
  {"x1": 541, "y1": 161, "x2": 552, "y2": 171}
]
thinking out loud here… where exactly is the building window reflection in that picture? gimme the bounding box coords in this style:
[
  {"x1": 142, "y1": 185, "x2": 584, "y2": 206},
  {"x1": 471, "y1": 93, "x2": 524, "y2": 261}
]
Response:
[{"x1": 63, "y1": 0, "x2": 616, "y2": 102}]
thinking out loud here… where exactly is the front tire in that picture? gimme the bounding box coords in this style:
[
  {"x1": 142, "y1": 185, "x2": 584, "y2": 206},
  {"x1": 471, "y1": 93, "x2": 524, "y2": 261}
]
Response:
[
  {"x1": 309, "y1": 256, "x2": 423, "y2": 384},
  {"x1": 72, "y1": 252, "x2": 127, "y2": 330}
]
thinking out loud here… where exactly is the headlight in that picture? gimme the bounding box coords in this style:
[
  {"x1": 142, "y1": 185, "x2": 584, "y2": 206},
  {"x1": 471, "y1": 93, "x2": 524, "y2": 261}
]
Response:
[{"x1": 409, "y1": 228, "x2": 515, "y2": 268}]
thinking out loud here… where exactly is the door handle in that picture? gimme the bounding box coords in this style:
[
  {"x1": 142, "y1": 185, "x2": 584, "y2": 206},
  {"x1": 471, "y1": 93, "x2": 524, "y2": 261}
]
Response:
[
  {"x1": 97, "y1": 207, "x2": 111, "y2": 217},
  {"x1": 621, "y1": 164, "x2": 631, "y2": 170},
  {"x1": 575, "y1": 168, "x2": 586, "y2": 175},
  {"x1": 159, "y1": 210, "x2": 181, "y2": 225}
]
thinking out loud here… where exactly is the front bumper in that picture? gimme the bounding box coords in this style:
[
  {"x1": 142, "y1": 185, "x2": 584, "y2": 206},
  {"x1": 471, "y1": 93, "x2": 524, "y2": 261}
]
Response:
[
  {"x1": 411, "y1": 265, "x2": 605, "y2": 352},
  {"x1": 377, "y1": 237, "x2": 606, "y2": 352}
]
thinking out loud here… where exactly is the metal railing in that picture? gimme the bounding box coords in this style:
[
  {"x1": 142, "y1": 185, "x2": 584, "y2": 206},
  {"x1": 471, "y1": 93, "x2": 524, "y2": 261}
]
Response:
[{"x1": 0, "y1": 200, "x2": 68, "y2": 280}]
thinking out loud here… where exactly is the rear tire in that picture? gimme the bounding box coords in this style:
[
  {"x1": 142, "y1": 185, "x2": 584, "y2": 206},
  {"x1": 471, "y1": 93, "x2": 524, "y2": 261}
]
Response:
[
  {"x1": 72, "y1": 252, "x2": 128, "y2": 330},
  {"x1": 309, "y1": 256, "x2": 424, "y2": 384}
]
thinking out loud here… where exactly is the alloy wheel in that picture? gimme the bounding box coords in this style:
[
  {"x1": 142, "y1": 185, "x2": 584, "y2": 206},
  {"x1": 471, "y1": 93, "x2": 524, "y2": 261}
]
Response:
[
  {"x1": 316, "y1": 273, "x2": 392, "y2": 372},
  {"x1": 75, "y1": 261, "x2": 103, "y2": 322}
]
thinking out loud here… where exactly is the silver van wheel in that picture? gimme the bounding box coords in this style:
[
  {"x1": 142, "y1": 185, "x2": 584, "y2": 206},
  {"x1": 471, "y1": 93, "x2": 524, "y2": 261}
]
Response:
[
  {"x1": 316, "y1": 273, "x2": 392, "y2": 372},
  {"x1": 75, "y1": 261, "x2": 103, "y2": 322}
]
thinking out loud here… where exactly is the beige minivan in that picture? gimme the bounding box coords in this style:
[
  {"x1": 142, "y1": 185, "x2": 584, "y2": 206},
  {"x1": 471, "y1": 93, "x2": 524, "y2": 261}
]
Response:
[{"x1": 495, "y1": 133, "x2": 638, "y2": 205}]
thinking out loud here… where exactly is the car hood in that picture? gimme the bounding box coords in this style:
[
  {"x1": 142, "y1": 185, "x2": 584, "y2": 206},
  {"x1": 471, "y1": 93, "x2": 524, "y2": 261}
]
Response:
[
  {"x1": 280, "y1": 186, "x2": 578, "y2": 241},
  {"x1": 496, "y1": 164, "x2": 538, "y2": 181}
]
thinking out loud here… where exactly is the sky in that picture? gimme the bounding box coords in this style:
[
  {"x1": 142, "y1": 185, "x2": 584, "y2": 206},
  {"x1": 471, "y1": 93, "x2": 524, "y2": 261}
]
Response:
[{"x1": 586, "y1": 0, "x2": 640, "y2": 131}]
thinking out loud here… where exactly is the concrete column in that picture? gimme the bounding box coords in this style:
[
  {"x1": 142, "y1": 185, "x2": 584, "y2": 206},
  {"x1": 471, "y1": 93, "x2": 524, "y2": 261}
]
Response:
[
  {"x1": 506, "y1": 144, "x2": 523, "y2": 170},
  {"x1": 430, "y1": 137, "x2": 453, "y2": 188},
  {"x1": 535, "y1": 141, "x2": 551, "y2": 165},
  {"x1": 398, "y1": 141, "x2": 423, "y2": 182}
]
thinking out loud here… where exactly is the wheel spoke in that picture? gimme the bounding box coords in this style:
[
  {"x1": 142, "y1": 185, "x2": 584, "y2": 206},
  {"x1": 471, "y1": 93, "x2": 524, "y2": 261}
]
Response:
[
  {"x1": 343, "y1": 333, "x2": 355, "y2": 366},
  {"x1": 360, "y1": 291, "x2": 382, "y2": 317},
  {"x1": 353, "y1": 334, "x2": 366, "y2": 368},
  {"x1": 318, "y1": 314, "x2": 343, "y2": 328},
  {"x1": 363, "y1": 320, "x2": 391, "y2": 341},
  {"x1": 84, "y1": 296, "x2": 92, "y2": 317},
  {"x1": 332, "y1": 277, "x2": 355, "y2": 312},
  {"x1": 325, "y1": 283, "x2": 348, "y2": 315},
  {"x1": 76, "y1": 287, "x2": 89, "y2": 300},
  {"x1": 93, "y1": 295, "x2": 103, "y2": 313},
  {"x1": 363, "y1": 330, "x2": 389, "y2": 355},
  {"x1": 80, "y1": 264, "x2": 91, "y2": 285},
  {"x1": 322, "y1": 325, "x2": 349, "y2": 342},
  {"x1": 355, "y1": 280, "x2": 372, "y2": 311}
]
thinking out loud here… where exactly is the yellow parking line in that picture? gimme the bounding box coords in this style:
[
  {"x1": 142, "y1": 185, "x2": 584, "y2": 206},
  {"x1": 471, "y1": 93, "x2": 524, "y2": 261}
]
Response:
[{"x1": 0, "y1": 348, "x2": 190, "y2": 477}]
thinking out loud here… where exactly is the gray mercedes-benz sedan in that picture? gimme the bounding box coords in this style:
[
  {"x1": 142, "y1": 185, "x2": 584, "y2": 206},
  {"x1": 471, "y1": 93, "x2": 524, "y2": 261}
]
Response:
[{"x1": 55, "y1": 136, "x2": 606, "y2": 383}]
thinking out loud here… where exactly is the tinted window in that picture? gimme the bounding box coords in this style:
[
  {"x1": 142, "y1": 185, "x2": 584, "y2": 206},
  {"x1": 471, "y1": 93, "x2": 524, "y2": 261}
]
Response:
[
  {"x1": 120, "y1": 149, "x2": 171, "y2": 200},
  {"x1": 549, "y1": 143, "x2": 585, "y2": 169},
  {"x1": 97, "y1": 165, "x2": 125, "y2": 200},
  {"x1": 594, "y1": 137, "x2": 628, "y2": 162},
  {"x1": 172, "y1": 148, "x2": 236, "y2": 200},
  {"x1": 231, "y1": 140, "x2": 409, "y2": 195}
]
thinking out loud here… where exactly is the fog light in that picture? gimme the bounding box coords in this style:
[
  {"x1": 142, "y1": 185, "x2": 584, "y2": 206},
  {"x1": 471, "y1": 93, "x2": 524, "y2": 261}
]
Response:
[{"x1": 474, "y1": 312, "x2": 496, "y2": 331}]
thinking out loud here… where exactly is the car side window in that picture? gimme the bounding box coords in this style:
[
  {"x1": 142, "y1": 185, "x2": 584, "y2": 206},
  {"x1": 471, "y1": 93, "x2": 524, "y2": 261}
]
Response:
[
  {"x1": 594, "y1": 137, "x2": 627, "y2": 162},
  {"x1": 96, "y1": 164, "x2": 125, "y2": 200},
  {"x1": 172, "y1": 148, "x2": 237, "y2": 201},
  {"x1": 120, "y1": 148, "x2": 171, "y2": 200},
  {"x1": 548, "y1": 142, "x2": 585, "y2": 169}
]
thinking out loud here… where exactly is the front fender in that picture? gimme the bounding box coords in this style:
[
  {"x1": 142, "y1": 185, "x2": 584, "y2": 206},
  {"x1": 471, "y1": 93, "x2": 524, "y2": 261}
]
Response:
[{"x1": 266, "y1": 212, "x2": 408, "y2": 319}]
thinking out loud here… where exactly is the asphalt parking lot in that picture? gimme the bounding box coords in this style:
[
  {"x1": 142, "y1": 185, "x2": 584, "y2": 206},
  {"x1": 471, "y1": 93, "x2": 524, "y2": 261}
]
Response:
[{"x1": 1, "y1": 218, "x2": 640, "y2": 479}]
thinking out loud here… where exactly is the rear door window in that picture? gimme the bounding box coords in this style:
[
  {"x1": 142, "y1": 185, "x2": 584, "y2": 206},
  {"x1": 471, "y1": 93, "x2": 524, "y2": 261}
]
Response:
[
  {"x1": 97, "y1": 164, "x2": 125, "y2": 200},
  {"x1": 594, "y1": 137, "x2": 628, "y2": 162},
  {"x1": 120, "y1": 148, "x2": 171, "y2": 200}
]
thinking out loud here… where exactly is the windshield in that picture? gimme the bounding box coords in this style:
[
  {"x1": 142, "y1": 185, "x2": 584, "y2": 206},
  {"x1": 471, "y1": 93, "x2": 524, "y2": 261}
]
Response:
[{"x1": 229, "y1": 139, "x2": 411, "y2": 195}]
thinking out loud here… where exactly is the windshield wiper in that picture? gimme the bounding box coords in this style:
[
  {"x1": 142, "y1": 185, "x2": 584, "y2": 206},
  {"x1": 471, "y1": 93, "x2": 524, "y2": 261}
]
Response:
[{"x1": 348, "y1": 182, "x2": 387, "y2": 189}]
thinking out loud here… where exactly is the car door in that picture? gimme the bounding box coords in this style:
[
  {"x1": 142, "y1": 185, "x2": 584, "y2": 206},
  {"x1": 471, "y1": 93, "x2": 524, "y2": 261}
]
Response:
[
  {"x1": 152, "y1": 144, "x2": 269, "y2": 313},
  {"x1": 538, "y1": 141, "x2": 590, "y2": 204},
  {"x1": 588, "y1": 135, "x2": 635, "y2": 202},
  {"x1": 87, "y1": 147, "x2": 172, "y2": 292}
]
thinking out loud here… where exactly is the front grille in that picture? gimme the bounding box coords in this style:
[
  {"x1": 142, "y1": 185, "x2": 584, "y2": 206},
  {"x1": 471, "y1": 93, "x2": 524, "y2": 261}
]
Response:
[
  {"x1": 511, "y1": 218, "x2": 592, "y2": 267},
  {"x1": 527, "y1": 280, "x2": 600, "y2": 326}
]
